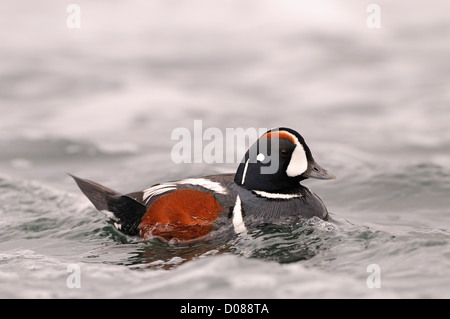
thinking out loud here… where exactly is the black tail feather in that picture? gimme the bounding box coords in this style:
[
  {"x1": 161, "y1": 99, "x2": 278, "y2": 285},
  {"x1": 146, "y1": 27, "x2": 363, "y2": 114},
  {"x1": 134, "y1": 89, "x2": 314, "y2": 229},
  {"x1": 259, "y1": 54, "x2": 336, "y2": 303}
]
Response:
[
  {"x1": 70, "y1": 174, "x2": 146, "y2": 236},
  {"x1": 69, "y1": 174, "x2": 119, "y2": 211}
]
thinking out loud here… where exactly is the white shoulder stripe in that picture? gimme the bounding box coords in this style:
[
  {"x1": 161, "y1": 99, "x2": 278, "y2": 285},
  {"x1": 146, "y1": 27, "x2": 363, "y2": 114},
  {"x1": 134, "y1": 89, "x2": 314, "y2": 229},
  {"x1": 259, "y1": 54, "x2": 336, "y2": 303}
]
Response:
[
  {"x1": 253, "y1": 190, "x2": 302, "y2": 199},
  {"x1": 232, "y1": 195, "x2": 247, "y2": 234}
]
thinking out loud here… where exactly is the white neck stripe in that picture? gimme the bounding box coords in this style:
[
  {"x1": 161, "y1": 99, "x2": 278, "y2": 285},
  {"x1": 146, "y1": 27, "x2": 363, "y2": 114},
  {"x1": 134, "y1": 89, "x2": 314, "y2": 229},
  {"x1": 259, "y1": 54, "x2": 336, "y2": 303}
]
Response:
[
  {"x1": 241, "y1": 159, "x2": 249, "y2": 185},
  {"x1": 253, "y1": 190, "x2": 302, "y2": 199}
]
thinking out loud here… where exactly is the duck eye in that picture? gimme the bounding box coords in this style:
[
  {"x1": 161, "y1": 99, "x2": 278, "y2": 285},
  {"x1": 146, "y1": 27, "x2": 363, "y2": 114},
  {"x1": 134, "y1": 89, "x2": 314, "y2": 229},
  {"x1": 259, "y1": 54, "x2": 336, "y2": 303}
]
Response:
[{"x1": 280, "y1": 149, "x2": 290, "y2": 157}]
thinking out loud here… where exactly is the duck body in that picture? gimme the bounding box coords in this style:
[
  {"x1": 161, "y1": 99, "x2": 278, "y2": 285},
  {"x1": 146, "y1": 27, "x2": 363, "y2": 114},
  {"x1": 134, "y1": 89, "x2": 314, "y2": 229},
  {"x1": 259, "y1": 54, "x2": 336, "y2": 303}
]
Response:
[{"x1": 71, "y1": 127, "x2": 334, "y2": 242}]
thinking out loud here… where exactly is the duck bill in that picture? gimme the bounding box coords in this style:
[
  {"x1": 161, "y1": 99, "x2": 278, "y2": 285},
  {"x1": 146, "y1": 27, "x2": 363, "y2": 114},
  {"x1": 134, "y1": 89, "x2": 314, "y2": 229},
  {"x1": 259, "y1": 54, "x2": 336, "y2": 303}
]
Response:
[{"x1": 302, "y1": 160, "x2": 336, "y2": 180}]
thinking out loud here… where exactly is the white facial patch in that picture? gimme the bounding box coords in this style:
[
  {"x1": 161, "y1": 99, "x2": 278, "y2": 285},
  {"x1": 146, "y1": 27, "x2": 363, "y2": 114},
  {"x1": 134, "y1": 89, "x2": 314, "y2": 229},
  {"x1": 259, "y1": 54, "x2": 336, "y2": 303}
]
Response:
[{"x1": 285, "y1": 142, "x2": 308, "y2": 177}]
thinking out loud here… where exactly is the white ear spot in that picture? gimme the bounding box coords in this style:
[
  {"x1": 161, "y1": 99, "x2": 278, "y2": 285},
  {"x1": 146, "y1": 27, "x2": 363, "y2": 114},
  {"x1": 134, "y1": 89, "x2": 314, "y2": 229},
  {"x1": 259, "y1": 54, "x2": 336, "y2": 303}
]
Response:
[
  {"x1": 256, "y1": 153, "x2": 265, "y2": 162},
  {"x1": 286, "y1": 144, "x2": 308, "y2": 177}
]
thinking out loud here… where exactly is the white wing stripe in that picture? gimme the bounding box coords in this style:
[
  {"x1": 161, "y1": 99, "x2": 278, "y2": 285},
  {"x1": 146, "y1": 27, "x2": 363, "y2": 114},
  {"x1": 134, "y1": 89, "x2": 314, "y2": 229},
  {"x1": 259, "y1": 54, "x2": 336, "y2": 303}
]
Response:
[
  {"x1": 143, "y1": 184, "x2": 177, "y2": 204},
  {"x1": 142, "y1": 178, "x2": 228, "y2": 204}
]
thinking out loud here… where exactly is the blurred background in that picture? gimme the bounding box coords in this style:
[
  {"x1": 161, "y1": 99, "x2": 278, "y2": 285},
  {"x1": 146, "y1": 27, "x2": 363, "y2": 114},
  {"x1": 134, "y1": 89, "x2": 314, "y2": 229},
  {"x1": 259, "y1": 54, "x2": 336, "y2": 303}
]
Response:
[
  {"x1": 1, "y1": 0, "x2": 449, "y2": 186},
  {"x1": 0, "y1": 0, "x2": 449, "y2": 298}
]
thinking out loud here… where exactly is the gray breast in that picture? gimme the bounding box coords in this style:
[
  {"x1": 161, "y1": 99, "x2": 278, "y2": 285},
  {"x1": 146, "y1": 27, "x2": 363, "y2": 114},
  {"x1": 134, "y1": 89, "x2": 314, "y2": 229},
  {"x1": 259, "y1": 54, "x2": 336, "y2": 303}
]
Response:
[{"x1": 232, "y1": 184, "x2": 329, "y2": 227}]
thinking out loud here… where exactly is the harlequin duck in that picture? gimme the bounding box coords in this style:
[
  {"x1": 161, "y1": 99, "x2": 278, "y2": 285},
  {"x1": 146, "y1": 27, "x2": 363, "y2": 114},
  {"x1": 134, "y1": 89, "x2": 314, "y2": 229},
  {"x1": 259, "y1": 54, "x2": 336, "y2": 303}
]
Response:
[{"x1": 71, "y1": 127, "x2": 335, "y2": 242}]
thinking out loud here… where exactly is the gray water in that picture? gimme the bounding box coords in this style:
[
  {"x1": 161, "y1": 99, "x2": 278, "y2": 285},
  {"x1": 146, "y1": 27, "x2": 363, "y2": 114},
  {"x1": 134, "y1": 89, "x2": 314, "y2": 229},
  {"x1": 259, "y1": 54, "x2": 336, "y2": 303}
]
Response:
[{"x1": 1, "y1": 0, "x2": 450, "y2": 298}]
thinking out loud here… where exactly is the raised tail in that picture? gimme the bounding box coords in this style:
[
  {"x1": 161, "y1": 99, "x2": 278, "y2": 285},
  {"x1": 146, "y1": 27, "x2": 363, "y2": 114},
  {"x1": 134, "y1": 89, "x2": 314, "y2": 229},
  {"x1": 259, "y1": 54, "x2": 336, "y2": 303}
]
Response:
[{"x1": 70, "y1": 174, "x2": 147, "y2": 236}]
